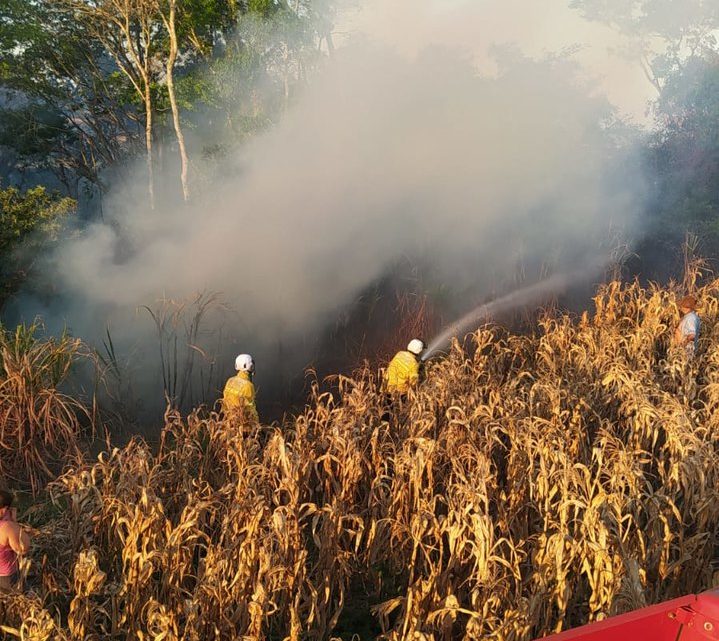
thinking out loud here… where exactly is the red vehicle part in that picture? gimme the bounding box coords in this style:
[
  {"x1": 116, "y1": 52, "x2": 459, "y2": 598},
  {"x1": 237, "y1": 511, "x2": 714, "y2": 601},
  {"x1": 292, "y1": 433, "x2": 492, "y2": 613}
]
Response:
[{"x1": 535, "y1": 591, "x2": 719, "y2": 641}]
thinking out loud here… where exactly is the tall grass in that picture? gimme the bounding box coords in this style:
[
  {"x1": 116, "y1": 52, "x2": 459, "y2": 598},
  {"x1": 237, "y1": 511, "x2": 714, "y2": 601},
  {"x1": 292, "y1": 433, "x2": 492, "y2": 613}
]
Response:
[
  {"x1": 142, "y1": 291, "x2": 228, "y2": 413},
  {"x1": 2, "y1": 272, "x2": 719, "y2": 640},
  {"x1": 0, "y1": 323, "x2": 91, "y2": 495}
]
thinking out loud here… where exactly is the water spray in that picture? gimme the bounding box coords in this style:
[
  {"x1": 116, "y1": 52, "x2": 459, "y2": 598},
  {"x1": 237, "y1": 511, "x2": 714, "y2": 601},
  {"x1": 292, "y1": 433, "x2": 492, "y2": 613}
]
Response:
[{"x1": 421, "y1": 261, "x2": 608, "y2": 362}]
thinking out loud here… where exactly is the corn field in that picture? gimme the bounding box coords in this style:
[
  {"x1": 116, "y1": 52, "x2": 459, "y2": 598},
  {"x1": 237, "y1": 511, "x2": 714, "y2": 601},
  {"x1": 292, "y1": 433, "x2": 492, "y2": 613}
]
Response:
[{"x1": 2, "y1": 273, "x2": 719, "y2": 640}]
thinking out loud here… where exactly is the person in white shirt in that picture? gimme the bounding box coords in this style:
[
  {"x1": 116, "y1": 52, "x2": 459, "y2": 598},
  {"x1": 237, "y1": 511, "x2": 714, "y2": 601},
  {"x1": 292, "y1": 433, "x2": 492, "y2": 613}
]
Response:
[{"x1": 674, "y1": 295, "x2": 700, "y2": 359}]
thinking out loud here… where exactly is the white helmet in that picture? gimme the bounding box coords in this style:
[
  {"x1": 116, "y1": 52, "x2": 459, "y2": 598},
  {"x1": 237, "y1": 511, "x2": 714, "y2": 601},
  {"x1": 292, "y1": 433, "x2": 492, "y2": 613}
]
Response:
[
  {"x1": 235, "y1": 354, "x2": 255, "y2": 373},
  {"x1": 407, "y1": 339, "x2": 425, "y2": 356}
]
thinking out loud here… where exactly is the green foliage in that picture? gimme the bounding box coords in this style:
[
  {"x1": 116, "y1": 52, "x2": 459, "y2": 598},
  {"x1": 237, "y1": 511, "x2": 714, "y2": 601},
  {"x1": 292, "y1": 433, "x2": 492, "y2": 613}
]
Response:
[
  {"x1": 645, "y1": 53, "x2": 719, "y2": 251},
  {"x1": 0, "y1": 0, "x2": 330, "y2": 192},
  {"x1": 656, "y1": 54, "x2": 719, "y2": 139},
  {"x1": 0, "y1": 184, "x2": 75, "y2": 255},
  {"x1": 570, "y1": 2, "x2": 719, "y2": 258},
  {"x1": 0, "y1": 1, "x2": 138, "y2": 183},
  {"x1": 0, "y1": 184, "x2": 76, "y2": 298},
  {"x1": 0, "y1": 105, "x2": 70, "y2": 159},
  {"x1": 175, "y1": 0, "x2": 240, "y2": 53}
]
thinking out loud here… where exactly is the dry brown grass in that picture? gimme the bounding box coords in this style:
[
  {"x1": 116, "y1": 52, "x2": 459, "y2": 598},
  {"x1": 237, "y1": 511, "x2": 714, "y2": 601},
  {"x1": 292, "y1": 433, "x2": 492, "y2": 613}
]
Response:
[
  {"x1": 0, "y1": 323, "x2": 91, "y2": 495},
  {"x1": 2, "y1": 272, "x2": 719, "y2": 640}
]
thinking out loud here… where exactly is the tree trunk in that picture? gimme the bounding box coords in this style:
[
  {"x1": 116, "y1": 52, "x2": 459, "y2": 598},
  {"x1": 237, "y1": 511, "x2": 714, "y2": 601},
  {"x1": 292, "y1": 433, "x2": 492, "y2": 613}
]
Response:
[
  {"x1": 60, "y1": 0, "x2": 157, "y2": 208},
  {"x1": 144, "y1": 87, "x2": 155, "y2": 210},
  {"x1": 164, "y1": 0, "x2": 190, "y2": 202},
  {"x1": 283, "y1": 44, "x2": 291, "y2": 113}
]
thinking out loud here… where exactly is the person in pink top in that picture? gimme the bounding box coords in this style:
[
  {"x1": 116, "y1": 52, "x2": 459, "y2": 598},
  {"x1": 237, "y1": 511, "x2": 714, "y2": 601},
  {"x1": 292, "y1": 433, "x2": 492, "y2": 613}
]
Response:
[{"x1": 0, "y1": 490, "x2": 30, "y2": 591}]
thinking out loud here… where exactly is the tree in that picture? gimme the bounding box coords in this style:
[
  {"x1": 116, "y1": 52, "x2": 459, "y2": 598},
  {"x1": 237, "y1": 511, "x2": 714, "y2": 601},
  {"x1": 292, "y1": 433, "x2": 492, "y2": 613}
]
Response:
[
  {"x1": 644, "y1": 52, "x2": 719, "y2": 254},
  {"x1": 570, "y1": 0, "x2": 719, "y2": 92},
  {"x1": 157, "y1": 0, "x2": 190, "y2": 200},
  {"x1": 57, "y1": 0, "x2": 162, "y2": 209},
  {"x1": 0, "y1": 183, "x2": 76, "y2": 299},
  {"x1": 1, "y1": 0, "x2": 336, "y2": 208},
  {"x1": 151, "y1": 0, "x2": 238, "y2": 202},
  {"x1": 0, "y1": 0, "x2": 139, "y2": 194},
  {"x1": 51, "y1": 0, "x2": 245, "y2": 205}
]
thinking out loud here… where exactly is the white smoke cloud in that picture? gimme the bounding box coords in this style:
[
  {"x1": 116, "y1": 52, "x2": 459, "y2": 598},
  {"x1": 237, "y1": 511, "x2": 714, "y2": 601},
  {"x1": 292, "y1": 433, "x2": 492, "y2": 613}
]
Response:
[
  {"x1": 339, "y1": 0, "x2": 656, "y2": 121},
  {"x1": 12, "y1": 3, "x2": 647, "y2": 416}
]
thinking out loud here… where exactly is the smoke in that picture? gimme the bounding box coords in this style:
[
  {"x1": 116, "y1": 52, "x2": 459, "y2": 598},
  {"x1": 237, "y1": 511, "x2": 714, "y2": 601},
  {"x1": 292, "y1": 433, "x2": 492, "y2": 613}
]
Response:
[
  {"x1": 422, "y1": 258, "x2": 611, "y2": 361},
  {"x1": 8, "y1": 4, "x2": 647, "y2": 419},
  {"x1": 341, "y1": 0, "x2": 657, "y2": 122}
]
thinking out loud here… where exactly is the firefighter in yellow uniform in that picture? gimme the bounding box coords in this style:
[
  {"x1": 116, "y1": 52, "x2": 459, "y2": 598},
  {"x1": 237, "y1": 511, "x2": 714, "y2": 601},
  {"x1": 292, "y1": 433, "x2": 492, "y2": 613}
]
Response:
[
  {"x1": 223, "y1": 353, "x2": 258, "y2": 421},
  {"x1": 384, "y1": 339, "x2": 425, "y2": 394}
]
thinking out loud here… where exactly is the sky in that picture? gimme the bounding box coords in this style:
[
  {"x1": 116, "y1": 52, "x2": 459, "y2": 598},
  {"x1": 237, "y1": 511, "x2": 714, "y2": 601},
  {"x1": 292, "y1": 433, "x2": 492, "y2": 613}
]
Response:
[{"x1": 339, "y1": 0, "x2": 656, "y2": 123}]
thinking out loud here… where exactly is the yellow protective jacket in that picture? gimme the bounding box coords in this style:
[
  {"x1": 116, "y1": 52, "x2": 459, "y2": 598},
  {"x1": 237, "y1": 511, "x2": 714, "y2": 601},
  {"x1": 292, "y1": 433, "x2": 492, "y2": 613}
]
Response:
[
  {"x1": 384, "y1": 350, "x2": 421, "y2": 394},
  {"x1": 222, "y1": 371, "x2": 257, "y2": 420}
]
